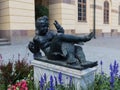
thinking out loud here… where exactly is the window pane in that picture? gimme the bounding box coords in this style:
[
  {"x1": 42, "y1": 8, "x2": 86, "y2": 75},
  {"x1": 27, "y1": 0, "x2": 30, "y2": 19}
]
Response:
[
  {"x1": 83, "y1": 8, "x2": 86, "y2": 12},
  {"x1": 104, "y1": 2, "x2": 107, "y2": 7},
  {"x1": 78, "y1": 17, "x2": 82, "y2": 20},
  {"x1": 104, "y1": 1, "x2": 109, "y2": 24},
  {"x1": 78, "y1": 4, "x2": 81, "y2": 7},
  {"x1": 78, "y1": 6, "x2": 81, "y2": 9},
  {"x1": 83, "y1": 17, "x2": 86, "y2": 21},
  {"x1": 78, "y1": 13, "x2": 82, "y2": 16},
  {"x1": 106, "y1": 2, "x2": 109, "y2": 7},
  {"x1": 79, "y1": 4, "x2": 82, "y2": 7},
  {"x1": 78, "y1": 0, "x2": 82, "y2": 2},
  {"x1": 83, "y1": 0, "x2": 86, "y2": 3},
  {"x1": 83, "y1": 5, "x2": 86, "y2": 8},
  {"x1": 78, "y1": 0, "x2": 86, "y2": 22},
  {"x1": 83, "y1": 13, "x2": 86, "y2": 16},
  {"x1": 78, "y1": 8, "x2": 82, "y2": 12}
]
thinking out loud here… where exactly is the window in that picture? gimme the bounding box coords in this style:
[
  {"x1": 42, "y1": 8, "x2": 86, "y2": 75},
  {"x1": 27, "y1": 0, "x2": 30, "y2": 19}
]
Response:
[
  {"x1": 104, "y1": 1, "x2": 109, "y2": 24},
  {"x1": 78, "y1": 0, "x2": 86, "y2": 22},
  {"x1": 119, "y1": 6, "x2": 120, "y2": 25}
]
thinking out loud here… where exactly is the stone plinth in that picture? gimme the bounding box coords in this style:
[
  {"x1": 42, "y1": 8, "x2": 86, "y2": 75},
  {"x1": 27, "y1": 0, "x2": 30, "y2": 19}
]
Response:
[{"x1": 31, "y1": 59, "x2": 97, "y2": 90}]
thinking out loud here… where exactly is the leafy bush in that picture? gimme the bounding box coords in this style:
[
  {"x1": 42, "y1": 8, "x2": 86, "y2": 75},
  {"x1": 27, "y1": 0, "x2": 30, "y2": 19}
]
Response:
[
  {"x1": 14, "y1": 59, "x2": 32, "y2": 80},
  {"x1": 0, "y1": 54, "x2": 33, "y2": 90},
  {"x1": 35, "y1": 5, "x2": 49, "y2": 20},
  {"x1": 1, "y1": 51, "x2": 120, "y2": 90},
  {"x1": 94, "y1": 60, "x2": 120, "y2": 90},
  {"x1": 0, "y1": 61, "x2": 14, "y2": 89},
  {"x1": 26, "y1": 69, "x2": 35, "y2": 90},
  {"x1": 7, "y1": 67, "x2": 34, "y2": 90}
]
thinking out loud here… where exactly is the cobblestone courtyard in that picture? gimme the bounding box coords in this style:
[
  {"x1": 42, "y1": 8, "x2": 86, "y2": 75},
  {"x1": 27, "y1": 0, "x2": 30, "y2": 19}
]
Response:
[{"x1": 84, "y1": 36, "x2": 120, "y2": 74}]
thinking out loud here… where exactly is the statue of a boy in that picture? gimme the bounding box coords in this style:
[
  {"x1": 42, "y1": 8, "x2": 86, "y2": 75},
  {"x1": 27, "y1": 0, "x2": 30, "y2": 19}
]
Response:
[{"x1": 28, "y1": 16, "x2": 97, "y2": 68}]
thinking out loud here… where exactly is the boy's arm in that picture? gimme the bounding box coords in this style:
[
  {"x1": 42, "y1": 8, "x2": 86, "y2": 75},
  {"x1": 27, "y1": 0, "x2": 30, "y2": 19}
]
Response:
[{"x1": 53, "y1": 20, "x2": 64, "y2": 33}]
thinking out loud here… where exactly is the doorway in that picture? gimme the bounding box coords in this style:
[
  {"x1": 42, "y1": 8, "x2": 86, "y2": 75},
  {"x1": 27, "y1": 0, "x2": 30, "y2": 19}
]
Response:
[{"x1": 35, "y1": 0, "x2": 49, "y2": 20}]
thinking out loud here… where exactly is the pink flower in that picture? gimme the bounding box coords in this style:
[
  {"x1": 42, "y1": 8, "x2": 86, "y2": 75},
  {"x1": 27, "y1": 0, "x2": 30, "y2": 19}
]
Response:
[
  {"x1": 7, "y1": 86, "x2": 11, "y2": 90},
  {"x1": 7, "y1": 80, "x2": 28, "y2": 90},
  {"x1": 12, "y1": 85, "x2": 16, "y2": 89}
]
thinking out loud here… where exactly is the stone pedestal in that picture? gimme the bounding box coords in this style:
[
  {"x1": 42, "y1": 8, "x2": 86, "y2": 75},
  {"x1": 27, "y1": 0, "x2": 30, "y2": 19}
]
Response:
[{"x1": 31, "y1": 59, "x2": 97, "y2": 90}]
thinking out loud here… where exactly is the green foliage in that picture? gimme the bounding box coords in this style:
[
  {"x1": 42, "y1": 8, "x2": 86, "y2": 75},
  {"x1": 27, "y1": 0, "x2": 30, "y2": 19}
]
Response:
[
  {"x1": 53, "y1": 84, "x2": 75, "y2": 90},
  {"x1": 1, "y1": 58, "x2": 120, "y2": 90},
  {"x1": 94, "y1": 73, "x2": 120, "y2": 90},
  {"x1": 94, "y1": 73, "x2": 110, "y2": 90},
  {"x1": 39, "y1": 73, "x2": 76, "y2": 90},
  {"x1": 114, "y1": 77, "x2": 120, "y2": 90},
  {"x1": 26, "y1": 69, "x2": 36, "y2": 90},
  {"x1": 94, "y1": 60, "x2": 120, "y2": 90},
  {"x1": 0, "y1": 61, "x2": 14, "y2": 89},
  {"x1": 0, "y1": 59, "x2": 33, "y2": 90},
  {"x1": 14, "y1": 59, "x2": 32, "y2": 80},
  {"x1": 0, "y1": 84, "x2": 5, "y2": 90},
  {"x1": 35, "y1": 5, "x2": 49, "y2": 20}
]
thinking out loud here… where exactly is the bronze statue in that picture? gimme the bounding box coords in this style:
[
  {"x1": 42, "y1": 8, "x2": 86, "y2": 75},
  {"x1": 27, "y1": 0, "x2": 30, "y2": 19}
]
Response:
[{"x1": 28, "y1": 16, "x2": 97, "y2": 68}]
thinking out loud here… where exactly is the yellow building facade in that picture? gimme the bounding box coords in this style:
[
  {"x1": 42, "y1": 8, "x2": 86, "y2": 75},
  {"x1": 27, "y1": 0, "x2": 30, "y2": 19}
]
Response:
[
  {"x1": 0, "y1": 0, "x2": 35, "y2": 43},
  {"x1": 0, "y1": 0, "x2": 120, "y2": 43},
  {"x1": 49, "y1": 0, "x2": 120, "y2": 36}
]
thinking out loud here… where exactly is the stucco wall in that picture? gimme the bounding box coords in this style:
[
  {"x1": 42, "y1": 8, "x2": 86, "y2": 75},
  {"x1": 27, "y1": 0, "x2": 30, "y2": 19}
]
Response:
[
  {"x1": 76, "y1": 0, "x2": 120, "y2": 34},
  {"x1": 9, "y1": 0, "x2": 35, "y2": 30},
  {"x1": 49, "y1": 0, "x2": 120, "y2": 35},
  {"x1": 49, "y1": 0, "x2": 76, "y2": 34},
  {"x1": 61, "y1": 3, "x2": 75, "y2": 34},
  {"x1": 0, "y1": 0, "x2": 10, "y2": 30},
  {"x1": 0, "y1": 0, "x2": 35, "y2": 43},
  {"x1": 111, "y1": 1, "x2": 120, "y2": 32},
  {"x1": 49, "y1": 3, "x2": 62, "y2": 30},
  {"x1": 0, "y1": 0, "x2": 35, "y2": 30}
]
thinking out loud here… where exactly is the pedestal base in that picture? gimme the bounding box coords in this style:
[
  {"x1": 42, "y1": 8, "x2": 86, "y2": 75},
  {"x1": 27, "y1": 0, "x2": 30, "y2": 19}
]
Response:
[{"x1": 31, "y1": 59, "x2": 97, "y2": 90}]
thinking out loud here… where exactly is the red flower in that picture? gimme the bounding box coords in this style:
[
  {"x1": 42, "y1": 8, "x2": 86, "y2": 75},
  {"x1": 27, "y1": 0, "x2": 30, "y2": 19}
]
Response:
[{"x1": 7, "y1": 80, "x2": 28, "y2": 90}]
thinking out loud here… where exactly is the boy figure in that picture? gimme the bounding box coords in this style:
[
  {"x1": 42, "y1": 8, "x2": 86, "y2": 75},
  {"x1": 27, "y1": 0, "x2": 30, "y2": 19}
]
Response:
[{"x1": 28, "y1": 16, "x2": 97, "y2": 67}]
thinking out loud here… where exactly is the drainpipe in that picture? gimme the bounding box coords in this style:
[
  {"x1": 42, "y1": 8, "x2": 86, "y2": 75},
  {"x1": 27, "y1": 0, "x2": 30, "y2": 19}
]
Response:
[{"x1": 93, "y1": 0, "x2": 96, "y2": 38}]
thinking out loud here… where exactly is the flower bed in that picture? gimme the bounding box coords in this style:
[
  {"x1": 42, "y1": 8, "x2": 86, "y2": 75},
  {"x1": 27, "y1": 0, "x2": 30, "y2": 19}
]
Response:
[
  {"x1": 94, "y1": 60, "x2": 120, "y2": 90},
  {"x1": 0, "y1": 54, "x2": 34, "y2": 90},
  {"x1": 38, "y1": 72, "x2": 75, "y2": 90},
  {"x1": 0, "y1": 53, "x2": 120, "y2": 90}
]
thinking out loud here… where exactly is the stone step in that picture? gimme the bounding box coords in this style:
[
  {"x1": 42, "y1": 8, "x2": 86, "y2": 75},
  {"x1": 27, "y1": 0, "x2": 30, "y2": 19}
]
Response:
[
  {"x1": 0, "y1": 38, "x2": 9, "y2": 42},
  {"x1": 0, "y1": 38, "x2": 11, "y2": 46},
  {"x1": 0, "y1": 41, "x2": 11, "y2": 46}
]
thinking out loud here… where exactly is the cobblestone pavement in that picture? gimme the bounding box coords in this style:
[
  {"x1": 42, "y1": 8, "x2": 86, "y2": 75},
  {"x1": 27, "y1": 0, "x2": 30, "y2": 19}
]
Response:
[
  {"x1": 84, "y1": 36, "x2": 120, "y2": 74},
  {"x1": 0, "y1": 36, "x2": 120, "y2": 74},
  {"x1": 0, "y1": 44, "x2": 33, "y2": 64}
]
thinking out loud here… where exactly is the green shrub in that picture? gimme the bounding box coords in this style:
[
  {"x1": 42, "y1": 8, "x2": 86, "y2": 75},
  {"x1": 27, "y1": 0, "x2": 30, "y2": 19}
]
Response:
[
  {"x1": 0, "y1": 61, "x2": 14, "y2": 89},
  {"x1": 94, "y1": 60, "x2": 120, "y2": 90},
  {"x1": 0, "y1": 58, "x2": 33, "y2": 90},
  {"x1": 35, "y1": 5, "x2": 49, "y2": 20},
  {"x1": 14, "y1": 59, "x2": 32, "y2": 80}
]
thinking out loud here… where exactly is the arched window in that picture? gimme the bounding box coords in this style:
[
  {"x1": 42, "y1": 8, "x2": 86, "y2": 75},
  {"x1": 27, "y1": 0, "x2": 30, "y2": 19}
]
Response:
[
  {"x1": 78, "y1": 0, "x2": 86, "y2": 22},
  {"x1": 119, "y1": 6, "x2": 120, "y2": 25},
  {"x1": 104, "y1": 1, "x2": 109, "y2": 24}
]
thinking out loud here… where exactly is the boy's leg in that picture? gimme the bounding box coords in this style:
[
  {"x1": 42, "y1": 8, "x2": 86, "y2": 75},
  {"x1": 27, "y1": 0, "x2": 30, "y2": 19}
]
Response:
[
  {"x1": 75, "y1": 45, "x2": 86, "y2": 63},
  {"x1": 75, "y1": 45, "x2": 98, "y2": 67},
  {"x1": 62, "y1": 42, "x2": 77, "y2": 64}
]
